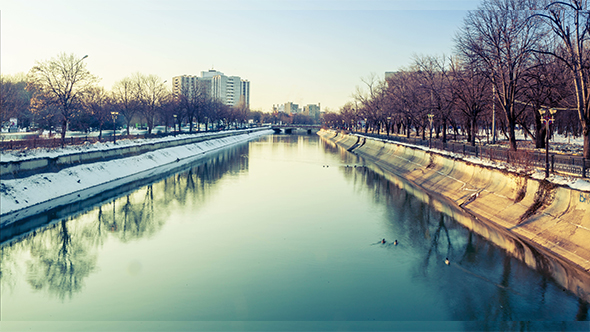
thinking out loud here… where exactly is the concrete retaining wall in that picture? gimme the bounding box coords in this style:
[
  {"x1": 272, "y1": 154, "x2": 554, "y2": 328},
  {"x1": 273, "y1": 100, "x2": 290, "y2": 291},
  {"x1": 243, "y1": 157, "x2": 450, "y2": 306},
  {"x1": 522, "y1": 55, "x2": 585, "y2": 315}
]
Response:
[
  {"x1": 1, "y1": 129, "x2": 273, "y2": 227},
  {"x1": 0, "y1": 129, "x2": 261, "y2": 178},
  {"x1": 319, "y1": 129, "x2": 590, "y2": 302}
]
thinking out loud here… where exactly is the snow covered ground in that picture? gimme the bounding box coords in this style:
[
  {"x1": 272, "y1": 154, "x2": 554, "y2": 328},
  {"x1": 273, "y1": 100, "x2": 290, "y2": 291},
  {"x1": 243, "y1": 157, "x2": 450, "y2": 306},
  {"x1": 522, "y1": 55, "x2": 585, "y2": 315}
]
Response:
[
  {"x1": 0, "y1": 129, "x2": 274, "y2": 226},
  {"x1": 358, "y1": 132, "x2": 590, "y2": 193},
  {"x1": 1, "y1": 127, "x2": 588, "y2": 227},
  {"x1": 0, "y1": 129, "x2": 245, "y2": 163},
  {"x1": 496, "y1": 130, "x2": 585, "y2": 156},
  {"x1": 471, "y1": 131, "x2": 589, "y2": 191}
]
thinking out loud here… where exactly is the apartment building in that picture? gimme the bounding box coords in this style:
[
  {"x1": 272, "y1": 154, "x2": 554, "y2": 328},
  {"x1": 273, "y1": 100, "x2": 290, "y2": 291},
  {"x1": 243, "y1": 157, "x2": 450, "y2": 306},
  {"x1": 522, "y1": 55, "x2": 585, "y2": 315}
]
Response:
[{"x1": 173, "y1": 70, "x2": 250, "y2": 107}]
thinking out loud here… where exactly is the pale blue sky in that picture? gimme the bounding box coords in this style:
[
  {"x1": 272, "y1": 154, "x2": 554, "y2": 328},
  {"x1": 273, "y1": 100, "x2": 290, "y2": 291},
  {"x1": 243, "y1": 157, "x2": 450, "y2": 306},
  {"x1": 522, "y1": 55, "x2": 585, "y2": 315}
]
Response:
[{"x1": 1, "y1": 0, "x2": 481, "y2": 111}]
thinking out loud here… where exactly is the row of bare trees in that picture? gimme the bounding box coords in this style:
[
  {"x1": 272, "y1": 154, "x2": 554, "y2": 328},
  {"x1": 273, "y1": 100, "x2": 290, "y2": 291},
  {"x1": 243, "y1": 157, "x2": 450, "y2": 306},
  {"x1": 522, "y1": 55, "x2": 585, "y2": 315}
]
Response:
[
  {"x1": 1, "y1": 53, "x2": 255, "y2": 142},
  {"x1": 325, "y1": 0, "x2": 589, "y2": 158}
]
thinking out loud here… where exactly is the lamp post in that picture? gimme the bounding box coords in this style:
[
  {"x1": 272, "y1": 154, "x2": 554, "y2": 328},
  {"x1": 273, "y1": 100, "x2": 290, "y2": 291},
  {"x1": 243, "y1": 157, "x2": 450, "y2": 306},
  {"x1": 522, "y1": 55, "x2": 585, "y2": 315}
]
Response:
[
  {"x1": 428, "y1": 113, "x2": 434, "y2": 149},
  {"x1": 538, "y1": 108, "x2": 557, "y2": 178},
  {"x1": 173, "y1": 114, "x2": 177, "y2": 137},
  {"x1": 387, "y1": 116, "x2": 391, "y2": 137},
  {"x1": 492, "y1": 85, "x2": 496, "y2": 144},
  {"x1": 111, "y1": 111, "x2": 119, "y2": 143}
]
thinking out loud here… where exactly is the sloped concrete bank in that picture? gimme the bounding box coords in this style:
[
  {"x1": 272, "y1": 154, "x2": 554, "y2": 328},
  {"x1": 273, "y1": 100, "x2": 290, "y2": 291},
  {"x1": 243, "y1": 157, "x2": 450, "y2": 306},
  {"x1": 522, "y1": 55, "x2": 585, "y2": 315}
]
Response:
[
  {"x1": 319, "y1": 129, "x2": 590, "y2": 302},
  {"x1": 0, "y1": 129, "x2": 273, "y2": 227},
  {"x1": 0, "y1": 128, "x2": 268, "y2": 179}
]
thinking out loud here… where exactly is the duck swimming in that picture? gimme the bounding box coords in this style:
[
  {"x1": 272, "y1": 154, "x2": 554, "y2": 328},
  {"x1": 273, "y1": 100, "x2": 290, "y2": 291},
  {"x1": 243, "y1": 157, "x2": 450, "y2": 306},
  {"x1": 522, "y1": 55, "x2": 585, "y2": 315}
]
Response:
[{"x1": 445, "y1": 258, "x2": 450, "y2": 265}]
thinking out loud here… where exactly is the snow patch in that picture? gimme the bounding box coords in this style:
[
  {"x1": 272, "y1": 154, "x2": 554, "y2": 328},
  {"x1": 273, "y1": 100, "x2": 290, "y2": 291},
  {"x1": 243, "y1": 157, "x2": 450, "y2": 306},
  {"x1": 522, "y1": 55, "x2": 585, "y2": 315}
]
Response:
[
  {"x1": 1, "y1": 129, "x2": 273, "y2": 226},
  {"x1": 356, "y1": 133, "x2": 590, "y2": 193}
]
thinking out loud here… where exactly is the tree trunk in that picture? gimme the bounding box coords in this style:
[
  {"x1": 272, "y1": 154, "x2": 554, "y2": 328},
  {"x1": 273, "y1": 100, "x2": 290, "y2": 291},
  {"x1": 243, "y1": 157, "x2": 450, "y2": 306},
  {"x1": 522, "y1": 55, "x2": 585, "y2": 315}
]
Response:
[
  {"x1": 442, "y1": 119, "x2": 447, "y2": 143},
  {"x1": 508, "y1": 119, "x2": 517, "y2": 151},
  {"x1": 470, "y1": 117, "x2": 477, "y2": 146},
  {"x1": 61, "y1": 119, "x2": 67, "y2": 140}
]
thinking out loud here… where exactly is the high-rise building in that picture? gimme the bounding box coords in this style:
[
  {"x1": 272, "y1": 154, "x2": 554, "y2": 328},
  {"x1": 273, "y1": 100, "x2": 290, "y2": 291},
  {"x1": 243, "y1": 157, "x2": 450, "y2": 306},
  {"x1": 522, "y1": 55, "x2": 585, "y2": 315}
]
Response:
[
  {"x1": 284, "y1": 102, "x2": 299, "y2": 115},
  {"x1": 173, "y1": 70, "x2": 250, "y2": 107},
  {"x1": 172, "y1": 75, "x2": 198, "y2": 99},
  {"x1": 240, "y1": 80, "x2": 250, "y2": 106},
  {"x1": 203, "y1": 70, "x2": 249, "y2": 107},
  {"x1": 303, "y1": 103, "x2": 321, "y2": 121}
]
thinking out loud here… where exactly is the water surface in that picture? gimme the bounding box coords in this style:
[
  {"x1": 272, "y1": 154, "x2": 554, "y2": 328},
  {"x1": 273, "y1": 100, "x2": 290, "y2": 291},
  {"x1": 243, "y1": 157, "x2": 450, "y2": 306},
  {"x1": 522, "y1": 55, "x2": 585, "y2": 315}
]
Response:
[{"x1": 1, "y1": 134, "x2": 588, "y2": 331}]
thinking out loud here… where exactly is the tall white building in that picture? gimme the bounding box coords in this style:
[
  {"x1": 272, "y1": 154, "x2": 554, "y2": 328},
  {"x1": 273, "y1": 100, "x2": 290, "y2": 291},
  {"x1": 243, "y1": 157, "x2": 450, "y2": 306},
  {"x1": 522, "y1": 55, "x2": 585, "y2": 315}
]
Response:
[
  {"x1": 203, "y1": 70, "x2": 250, "y2": 107},
  {"x1": 172, "y1": 75, "x2": 212, "y2": 101},
  {"x1": 172, "y1": 75, "x2": 199, "y2": 99},
  {"x1": 240, "y1": 79, "x2": 250, "y2": 106},
  {"x1": 173, "y1": 70, "x2": 250, "y2": 108}
]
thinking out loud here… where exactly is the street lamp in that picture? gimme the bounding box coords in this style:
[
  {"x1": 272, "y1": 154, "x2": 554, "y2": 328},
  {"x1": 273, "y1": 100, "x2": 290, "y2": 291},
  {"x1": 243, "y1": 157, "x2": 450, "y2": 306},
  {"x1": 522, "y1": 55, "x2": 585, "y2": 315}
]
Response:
[
  {"x1": 173, "y1": 114, "x2": 177, "y2": 136},
  {"x1": 428, "y1": 113, "x2": 434, "y2": 149},
  {"x1": 111, "y1": 111, "x2": 119, "y2": 143},
  {"x1": 76, "y1": 55, "x2": 88, "y2": 66},
  {"x1": 387, "y1": 116, "x2": 391, "y2": 137},
  {"x1": 538, "y1": 108, "x2": 557, "y2": 178}
]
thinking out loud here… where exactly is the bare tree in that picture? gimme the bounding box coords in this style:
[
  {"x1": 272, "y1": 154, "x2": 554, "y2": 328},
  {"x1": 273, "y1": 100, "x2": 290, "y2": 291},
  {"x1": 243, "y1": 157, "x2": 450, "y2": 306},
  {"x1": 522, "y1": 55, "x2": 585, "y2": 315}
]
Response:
[
  {"x1": 339, "y1": 102, "x2": 358, "y2": 131},
  {"x1": 138, "y1": 74, "x2": 168, "y2": 134},
  {"x1": 27, "y1": 53, "x2": 98, "y2": 141},
  {"x1": 455, "y1": 0, "x2": 545, "y2": 151},
  {"x1": 111, "y1": 76, "x2": 139, "y2": 136},
  {"x1": 520, "y1": 51, "x2": 572, "y2": 147},
  {"x1": 178, "y1": 80, "x2": 209, "y2": 132},
  {"x1": 449, "y1": 58, "x2": 492, "y2": 146},
  {"x1": 386, "y1": 70, "x2": 424, "y2": 138},
  {"x1": 0, "y1": 74, "x2": 32, "y2": 129},
  {"x1": 84, "y1": 86, "x2": 111, "y2": 139},
  {"x1": 414, "y1": 54, "x2": 455, "y2": 143},
  {"x1": 233, "y1": 99, "x2": 250, "y2": 129},
  {"x1": 531, "y1": 0, "x2": 590, "y2": 157},
  {"x1": 353, "y1": 73, "x2": 381, "y2": 133}
]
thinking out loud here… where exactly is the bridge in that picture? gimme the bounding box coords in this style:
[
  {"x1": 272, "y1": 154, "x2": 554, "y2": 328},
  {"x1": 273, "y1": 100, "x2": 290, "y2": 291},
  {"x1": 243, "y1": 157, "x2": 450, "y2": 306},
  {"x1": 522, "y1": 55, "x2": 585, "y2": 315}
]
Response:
[{"x1": 271, "y1": 124, "x2": 322, "y2": 134}]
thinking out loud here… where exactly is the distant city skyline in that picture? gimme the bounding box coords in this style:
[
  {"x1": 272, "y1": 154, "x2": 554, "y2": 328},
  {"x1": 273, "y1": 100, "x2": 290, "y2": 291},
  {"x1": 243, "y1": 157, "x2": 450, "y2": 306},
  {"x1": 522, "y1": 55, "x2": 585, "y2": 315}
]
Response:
[{"x1": 1, "y1": 0, "x2": 481, "y2": 112}]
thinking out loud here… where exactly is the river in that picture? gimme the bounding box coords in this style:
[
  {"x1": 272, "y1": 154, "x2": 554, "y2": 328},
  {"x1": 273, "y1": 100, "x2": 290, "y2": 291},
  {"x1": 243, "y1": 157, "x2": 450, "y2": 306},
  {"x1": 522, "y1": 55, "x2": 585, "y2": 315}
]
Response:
[{"x1": 0, "y1": 133, "x2": 588, "y2": 331}]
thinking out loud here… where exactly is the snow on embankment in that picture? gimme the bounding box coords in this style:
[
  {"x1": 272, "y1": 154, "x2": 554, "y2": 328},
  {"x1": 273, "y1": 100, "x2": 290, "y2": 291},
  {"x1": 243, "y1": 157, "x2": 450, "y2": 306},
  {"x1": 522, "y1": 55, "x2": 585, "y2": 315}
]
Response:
[
  {"x1": 0, "y1": 129, "x2": 273, "y2": 226},
  {"x1": 319, "y1": 129, "x2": 590, "y2": 301}
]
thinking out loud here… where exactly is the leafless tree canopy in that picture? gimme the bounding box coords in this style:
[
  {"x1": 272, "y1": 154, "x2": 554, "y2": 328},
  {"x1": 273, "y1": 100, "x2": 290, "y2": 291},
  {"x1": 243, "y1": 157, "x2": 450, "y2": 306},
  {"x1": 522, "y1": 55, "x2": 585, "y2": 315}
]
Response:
[
  {"x1": 324, "y1": 0, "x2": 590, "y2": 158},
  {"x1": 27, "y1": 53, "x2": 98, "y2": 140},
  {"x1": 4, "y1": 3, "x2": 589, "y2": 157}
]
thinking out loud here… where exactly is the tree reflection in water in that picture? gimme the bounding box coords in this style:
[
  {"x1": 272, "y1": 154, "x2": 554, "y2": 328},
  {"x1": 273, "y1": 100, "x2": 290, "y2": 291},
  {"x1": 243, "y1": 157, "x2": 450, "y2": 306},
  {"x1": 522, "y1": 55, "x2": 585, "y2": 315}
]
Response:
[
  {"x1": 26, "y1": 219, "x2": 97, "y2": 301},
  {"x1": 0, "y1": 145, "x2": 249, "y2": 301},
  {"x1": 334, "y1": 148, "x2": 589, "y2": 325}
]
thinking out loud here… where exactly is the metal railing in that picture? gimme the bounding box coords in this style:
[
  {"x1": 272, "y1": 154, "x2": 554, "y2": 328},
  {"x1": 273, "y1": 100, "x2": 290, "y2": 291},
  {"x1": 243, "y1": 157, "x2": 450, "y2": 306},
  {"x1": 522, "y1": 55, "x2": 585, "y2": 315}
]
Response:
[{"x1": 350, "y1": 131, "x2": 589, "y2": 178}]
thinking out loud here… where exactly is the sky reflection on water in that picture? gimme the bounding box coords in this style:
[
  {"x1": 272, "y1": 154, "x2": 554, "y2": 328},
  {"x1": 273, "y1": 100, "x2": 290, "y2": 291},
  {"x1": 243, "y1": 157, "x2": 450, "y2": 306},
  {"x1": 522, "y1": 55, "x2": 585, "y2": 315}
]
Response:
[{"x1": 0, "y1": 134, "x2": 588, "y2": 331}]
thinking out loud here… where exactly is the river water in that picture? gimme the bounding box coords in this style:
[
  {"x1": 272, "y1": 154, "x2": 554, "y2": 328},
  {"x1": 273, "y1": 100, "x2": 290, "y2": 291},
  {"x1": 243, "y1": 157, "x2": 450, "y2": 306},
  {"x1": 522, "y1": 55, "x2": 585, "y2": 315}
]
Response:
[{"x1": 0, "y1": 133, "x2": 588, "y2": 331}]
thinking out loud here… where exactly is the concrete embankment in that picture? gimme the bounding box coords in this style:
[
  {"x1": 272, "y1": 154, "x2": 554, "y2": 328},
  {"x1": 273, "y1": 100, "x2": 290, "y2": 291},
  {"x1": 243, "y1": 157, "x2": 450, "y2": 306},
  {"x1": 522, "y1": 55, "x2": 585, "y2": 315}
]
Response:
[
  {"x1": 0, "y1": 129, "x2": 273, "y2": 227},
  {"x1": 1, "y1": 128, "x2": 267, "y2": 178},
  {"x1": 319, "y1": 129, "x2": 590, "y2": 302}
]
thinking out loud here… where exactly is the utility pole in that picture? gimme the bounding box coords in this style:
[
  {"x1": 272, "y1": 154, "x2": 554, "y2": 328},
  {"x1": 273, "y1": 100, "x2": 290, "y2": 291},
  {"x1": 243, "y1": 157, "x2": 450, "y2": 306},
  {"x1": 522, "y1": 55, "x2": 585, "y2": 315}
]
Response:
[{"x1": 492, "y1": 85, "x2": 496, "y2": 144}]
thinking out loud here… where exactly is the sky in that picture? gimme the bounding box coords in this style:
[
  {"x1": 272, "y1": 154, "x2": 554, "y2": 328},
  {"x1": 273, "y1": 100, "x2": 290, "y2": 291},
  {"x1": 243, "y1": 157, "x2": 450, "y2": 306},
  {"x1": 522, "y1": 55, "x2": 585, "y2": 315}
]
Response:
[{"x1": 1, "y1": 0, "x2": 481, "y2": 112}]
